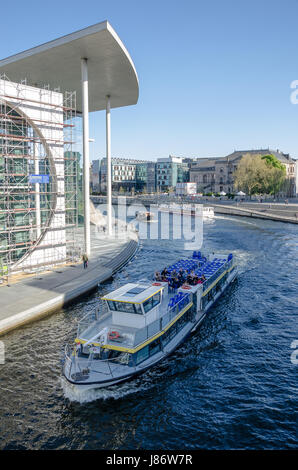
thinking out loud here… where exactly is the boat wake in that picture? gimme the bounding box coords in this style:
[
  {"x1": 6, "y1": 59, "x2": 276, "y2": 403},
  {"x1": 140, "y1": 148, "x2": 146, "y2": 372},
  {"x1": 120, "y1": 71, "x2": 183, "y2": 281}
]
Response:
[{"x1": 60, "y1": 375, "x2": 155, "y2": 404}]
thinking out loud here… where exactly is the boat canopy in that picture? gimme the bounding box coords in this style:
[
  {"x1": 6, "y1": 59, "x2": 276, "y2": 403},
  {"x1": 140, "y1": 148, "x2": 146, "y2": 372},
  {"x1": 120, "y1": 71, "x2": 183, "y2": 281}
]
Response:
[{"x1": 102, "y1": 281, "x2": 165, "y2": 304}]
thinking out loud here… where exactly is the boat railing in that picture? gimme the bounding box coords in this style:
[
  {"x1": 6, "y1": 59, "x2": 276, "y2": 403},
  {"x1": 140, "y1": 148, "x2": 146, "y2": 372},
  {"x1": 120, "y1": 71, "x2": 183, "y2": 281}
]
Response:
[
  {"x1": 64, "y1": 342, "x2": 135, "y2": 379},
  {"x1": 77, "y1": 308, "x2": 103, "y2": 337},
  {"x1": 64, "y1": 343, "x2": 75, "y2": 378},
  {"x1": 133, "y1": 294, "x2": 191, "y2": 347},
  {"x1": 202, "y1": 258, "x2": 234, "y2": 291},
  {"x1": 162, "y1": 293, "x2": 191, "y2": 328}
]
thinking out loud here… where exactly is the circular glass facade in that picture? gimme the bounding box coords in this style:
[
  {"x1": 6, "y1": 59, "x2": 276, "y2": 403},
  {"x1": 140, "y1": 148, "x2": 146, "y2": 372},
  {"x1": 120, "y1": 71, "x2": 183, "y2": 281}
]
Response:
[{"x1": 0, "y1": 103, "x2": 55, "y2": 268}]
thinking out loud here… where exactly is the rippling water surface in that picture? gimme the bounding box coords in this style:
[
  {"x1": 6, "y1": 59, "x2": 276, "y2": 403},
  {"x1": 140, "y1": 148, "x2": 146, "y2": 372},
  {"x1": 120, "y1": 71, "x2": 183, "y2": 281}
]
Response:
[{"x1": 0, "y1": 215, "x2": 297, "y2": 449}]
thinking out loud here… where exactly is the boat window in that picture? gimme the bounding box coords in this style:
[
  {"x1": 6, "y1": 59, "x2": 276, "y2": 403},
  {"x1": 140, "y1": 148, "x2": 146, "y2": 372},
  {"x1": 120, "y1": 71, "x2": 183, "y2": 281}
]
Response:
[
  {"x1": 136, "y1": 345, "x2": 149, "y2": 365},
  {"x1": 149, "y1": 338, "x2": 161, "y2": 357},
  {"x1": 143, "y1": 292, "x2": 161, "y2": 313},
  {"x1": 107, "y1": 300, "x2": 117, "y2": 311},
  {"x1": 134, "y1": 303, "x2": 143, "y2": 315},
  {"x1": 110, "y1": 301, "x2": 143, "y2": 315},
  {"x1": 113, "y1": 302, "x2": 136, "y2": 314}
]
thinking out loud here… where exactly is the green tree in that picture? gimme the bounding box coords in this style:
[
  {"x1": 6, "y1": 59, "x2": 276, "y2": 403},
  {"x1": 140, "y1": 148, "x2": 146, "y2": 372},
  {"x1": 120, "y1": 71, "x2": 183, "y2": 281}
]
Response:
[
  {"x1": 234, "y1": 153, "x2": 286, "y2": 196},
  {"x1": 234, "y1": 153, "x2": 267, "y2": 196},
  {"x1": 261, "y1": 154, "x2": 284, "y2": 170},
  {"x1": 261, "y1": 154, "x2": 286, "y2": 195}
]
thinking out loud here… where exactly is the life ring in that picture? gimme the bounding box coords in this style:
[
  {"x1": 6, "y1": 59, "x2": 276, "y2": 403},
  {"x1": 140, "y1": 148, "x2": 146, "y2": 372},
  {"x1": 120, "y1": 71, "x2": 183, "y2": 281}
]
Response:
[
  {"x1": 108, "y1": 330, "x2": 120, "y2": 340},
  {"x1": 182, "y1": 285, "x2": 191, "y2": 290},
  {"x1": 152, "y1": 282, "x2": 161, "y2": 286}
]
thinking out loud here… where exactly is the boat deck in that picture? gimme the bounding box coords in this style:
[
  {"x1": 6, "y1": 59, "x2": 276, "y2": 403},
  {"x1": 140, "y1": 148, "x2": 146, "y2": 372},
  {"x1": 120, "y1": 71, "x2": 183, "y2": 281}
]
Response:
[
  {"x1": 76, "y1": 289, "x2": 189, "y2": 350},
  {"x1": 165, "y1": 255, "x2": 229, "y2": 286}
]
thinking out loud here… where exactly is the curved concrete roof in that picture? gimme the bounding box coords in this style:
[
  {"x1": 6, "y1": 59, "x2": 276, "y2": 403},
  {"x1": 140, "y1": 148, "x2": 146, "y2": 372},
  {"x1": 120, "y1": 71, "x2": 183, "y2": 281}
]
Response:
[{"x1": 0, "y1": 21, "x2": 139, "y2": 113}]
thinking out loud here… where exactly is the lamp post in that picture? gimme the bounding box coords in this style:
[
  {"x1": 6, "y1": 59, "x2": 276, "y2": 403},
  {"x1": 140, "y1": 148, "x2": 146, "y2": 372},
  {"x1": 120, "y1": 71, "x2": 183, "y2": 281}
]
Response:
[
  {"x1": 106, "y1": 95, "x2": 112, "y2": 236},
  {"x1": 81, "y1": 58, "x2": 91, "y2": 256}
]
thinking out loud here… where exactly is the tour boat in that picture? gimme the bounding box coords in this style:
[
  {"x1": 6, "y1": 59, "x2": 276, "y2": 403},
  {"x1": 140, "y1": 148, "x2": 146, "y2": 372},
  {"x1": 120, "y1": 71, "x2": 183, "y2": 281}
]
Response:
[
  {"x1": 158, "y1": 204, "x2": 214, "y2": 219},
  {"x1": 63, "y1": 251, "x2": 237, "y2": 390}
]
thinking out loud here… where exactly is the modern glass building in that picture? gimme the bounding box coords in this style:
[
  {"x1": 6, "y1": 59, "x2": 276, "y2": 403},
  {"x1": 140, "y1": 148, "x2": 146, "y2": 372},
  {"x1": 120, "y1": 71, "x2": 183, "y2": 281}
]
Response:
[
  {"x1": 135, "y1": 161, "x2": 156, "y2": 193},
  {"x1": 156, "y1": 156, "x2": 189, "y2": 191},
  {"x1": 99, "y1": 157, "x2": 156, "y2": 193}
]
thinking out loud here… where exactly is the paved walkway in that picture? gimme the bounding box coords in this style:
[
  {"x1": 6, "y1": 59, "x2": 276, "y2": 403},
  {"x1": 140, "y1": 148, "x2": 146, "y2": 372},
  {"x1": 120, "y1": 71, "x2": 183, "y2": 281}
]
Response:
[
  {"x1": 0, "y1": 230, "x2": 138, "y2": 335},
  {"x1": 210, "y1": 203, "x2": 298, "y2": 224}
]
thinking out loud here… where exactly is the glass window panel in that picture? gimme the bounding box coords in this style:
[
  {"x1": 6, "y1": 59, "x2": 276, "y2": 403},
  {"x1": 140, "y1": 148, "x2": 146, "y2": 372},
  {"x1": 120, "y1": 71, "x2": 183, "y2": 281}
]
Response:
[
  {"x1": 114, "y1": 302, "x2": 136, "y2": 314},
  {"x1": 136, "y1": 346, "x2": 149, "y2": 365},
  {"x1": 107, "y1": 300, "x2": 117, "y2": 311}
]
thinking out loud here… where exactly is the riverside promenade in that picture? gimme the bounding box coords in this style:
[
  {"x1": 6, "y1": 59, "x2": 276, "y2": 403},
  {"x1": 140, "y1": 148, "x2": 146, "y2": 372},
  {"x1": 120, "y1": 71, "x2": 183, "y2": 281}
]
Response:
[
  {"x1": 209, "y1": 202, "x2": 298, "y2": 224},
  {"x1": 0, "y1": 229, "x2": 138, "y2": 336}
]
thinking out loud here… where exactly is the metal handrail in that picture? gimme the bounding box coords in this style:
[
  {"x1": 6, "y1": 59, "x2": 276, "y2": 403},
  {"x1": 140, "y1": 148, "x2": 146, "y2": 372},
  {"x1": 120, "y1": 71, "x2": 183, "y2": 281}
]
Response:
[
  {"x1": 132, "y1": 294, "x2": 191, "y2": 347},
  {"x1": 64, "y1": 342, "x2": 136, "y2": 379},
  {"x1": 202, "y1": 258, "x2": 233, "y2": 290},
  {"x1": 76, "y1": 308, "x2": 104, "y2": 336}
]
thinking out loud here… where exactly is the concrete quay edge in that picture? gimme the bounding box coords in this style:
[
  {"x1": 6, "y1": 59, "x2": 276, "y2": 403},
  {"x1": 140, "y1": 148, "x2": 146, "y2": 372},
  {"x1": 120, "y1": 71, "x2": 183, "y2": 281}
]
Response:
[
  {"x1": 211, "y1": 204, "x2": 298, "y2": 224},
  {"x1": 0, "y1": 238, "x2": 139, "y2": 336}
]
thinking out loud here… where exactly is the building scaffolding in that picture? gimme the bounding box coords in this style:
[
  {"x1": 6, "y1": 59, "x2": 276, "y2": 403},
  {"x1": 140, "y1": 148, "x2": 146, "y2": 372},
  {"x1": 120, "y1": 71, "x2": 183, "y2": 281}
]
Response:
[{"x1": 0, "y1": 74, "x2": 81, "y2": 282}]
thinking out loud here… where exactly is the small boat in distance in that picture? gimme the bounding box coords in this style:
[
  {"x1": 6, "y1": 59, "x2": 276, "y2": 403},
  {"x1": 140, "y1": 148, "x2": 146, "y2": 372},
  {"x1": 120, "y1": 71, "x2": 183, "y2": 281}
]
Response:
[
  {"x1": 135, "y1": 210, "x2": 155, "y2": 222},
  {"x1": 203, "y1": 207, "x2": 214, "y2": 218},
  {"x1": 63, "y1": 251, "x2": 237, "y2": 390}
]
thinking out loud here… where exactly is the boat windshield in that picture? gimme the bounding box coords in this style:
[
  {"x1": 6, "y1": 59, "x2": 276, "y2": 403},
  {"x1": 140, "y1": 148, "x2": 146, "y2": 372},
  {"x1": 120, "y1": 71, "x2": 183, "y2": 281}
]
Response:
[
  {"x1": 107, "y1": 300, "x2": 143, "y2": 315},
  {"x1": 143, "y1": 292, "x2": 161, "y2": 313}
]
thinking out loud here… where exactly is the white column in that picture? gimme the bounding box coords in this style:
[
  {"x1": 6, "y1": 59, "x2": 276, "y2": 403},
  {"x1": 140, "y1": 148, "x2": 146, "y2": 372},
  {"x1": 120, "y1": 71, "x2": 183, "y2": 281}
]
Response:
[
  {"x1": 34, "y1": 141, "x2": 41, "y2": 239},
  {"x1": 81, "y1": 58, "x2": 91, "y2": 256},
  {"x1": 106, "y1": 95, "x2": 112, "y2": 236}
]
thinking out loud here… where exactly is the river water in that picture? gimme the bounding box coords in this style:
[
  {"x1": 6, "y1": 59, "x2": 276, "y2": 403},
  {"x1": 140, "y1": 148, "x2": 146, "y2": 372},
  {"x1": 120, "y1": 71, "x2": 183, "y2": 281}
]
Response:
[{"x1": 0, "y1": 214, "x2": 297, "y2": 449}]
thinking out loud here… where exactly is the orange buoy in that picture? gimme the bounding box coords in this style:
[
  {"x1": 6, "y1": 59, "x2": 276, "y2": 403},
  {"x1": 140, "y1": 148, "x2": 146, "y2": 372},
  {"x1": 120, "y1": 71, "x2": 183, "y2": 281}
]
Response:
[{"x1": 108, "y1": 330, "x2": 120, "y2": 340}]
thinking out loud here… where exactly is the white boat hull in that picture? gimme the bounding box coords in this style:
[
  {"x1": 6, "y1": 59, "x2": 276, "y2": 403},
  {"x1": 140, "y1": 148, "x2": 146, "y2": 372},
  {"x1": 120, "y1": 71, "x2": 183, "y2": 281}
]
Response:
[{"x1": 63, "y1": 265, "x2": 237, "y2": 392}]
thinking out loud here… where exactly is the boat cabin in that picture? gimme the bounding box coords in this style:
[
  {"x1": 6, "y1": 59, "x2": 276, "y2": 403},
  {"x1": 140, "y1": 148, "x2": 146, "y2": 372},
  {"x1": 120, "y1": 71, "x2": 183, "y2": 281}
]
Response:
[{"x1": 102, "y1": 281, "x2": 168, "y2": 328}]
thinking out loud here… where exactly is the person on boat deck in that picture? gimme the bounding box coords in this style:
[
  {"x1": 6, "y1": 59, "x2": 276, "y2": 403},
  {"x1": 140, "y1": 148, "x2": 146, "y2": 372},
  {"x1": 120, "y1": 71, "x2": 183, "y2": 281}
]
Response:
[
  {"x1": 155, "y1": 271, "x2": 162, "y2": 281},
  {"x1": 186, "y1": 270, "x2": 194, "y2": 284},
  {"x1": 161, "y1": 267, "x2": 169, "y2": 278},
  {"x1": 178, "y1": 268, "x2": 185, "y2": 280},
  {"x1": 178, "y1": 272, "x2": 185, "y2": 285},
  {"x1": 200, "y1": 274, "x2": 206, "y2": 282},
  {"x1": 169, "y1": 277, "x2": 179, "y2": 290}
]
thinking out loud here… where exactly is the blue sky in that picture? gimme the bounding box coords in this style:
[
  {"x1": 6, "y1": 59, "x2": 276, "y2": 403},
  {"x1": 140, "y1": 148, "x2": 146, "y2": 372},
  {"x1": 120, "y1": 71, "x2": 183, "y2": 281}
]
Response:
[{"x1": 2, "y1": 0, "x2": 298, "y2": 160}]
